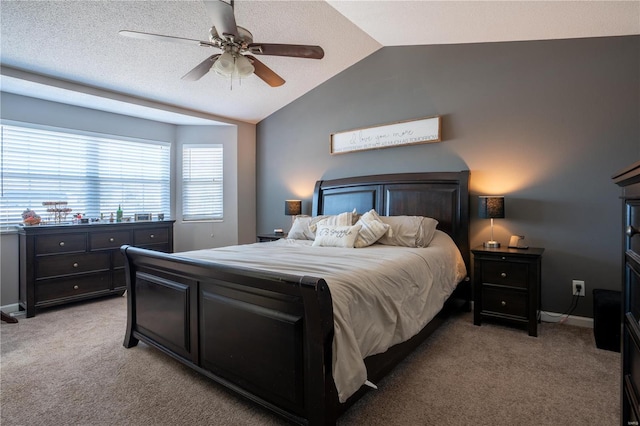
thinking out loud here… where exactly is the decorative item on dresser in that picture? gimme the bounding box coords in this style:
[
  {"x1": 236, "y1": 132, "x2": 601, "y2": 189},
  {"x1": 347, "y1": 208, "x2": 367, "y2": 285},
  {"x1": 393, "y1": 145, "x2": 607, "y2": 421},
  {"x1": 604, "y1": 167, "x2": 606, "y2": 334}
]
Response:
[
  {"x1": 612, "y1": 160, "x2": 640, "y2": 425},
  {"x1": 472, "y1": 245, "x2": 544, "y2": 337},
  {"x1": 18, "y1": 220, "x2": 174, "y2": 318}
]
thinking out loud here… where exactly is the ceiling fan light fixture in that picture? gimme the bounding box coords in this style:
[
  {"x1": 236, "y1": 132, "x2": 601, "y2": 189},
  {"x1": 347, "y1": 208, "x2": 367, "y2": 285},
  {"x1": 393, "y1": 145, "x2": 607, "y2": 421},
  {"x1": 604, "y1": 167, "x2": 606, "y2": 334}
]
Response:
[
  {"x1": 234, "y1": 55, "x2": 254, "y2": 78},
  {"x1": 214, "y1": 51, "x2": 235, "y2": 75}
]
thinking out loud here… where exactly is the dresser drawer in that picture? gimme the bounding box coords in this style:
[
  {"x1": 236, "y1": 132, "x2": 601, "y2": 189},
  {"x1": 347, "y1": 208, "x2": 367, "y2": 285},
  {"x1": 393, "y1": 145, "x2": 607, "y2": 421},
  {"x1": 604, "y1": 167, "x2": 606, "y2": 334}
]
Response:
[
  {"x1": 35, "y1": 233, "x2": 86, "y2": 255},
  {"x1": 134, "y1": 228, "x2": 168, "y2": 245},
  {"x1": 36, "y1": 252, "x2": 110, "y2": 279},
  {"x1": 481, "y1": 261, "x2": 528, "y2": 289},
  {"x1": 90, "y1": 230, "x2": 131, "y2": 250},
  {"x1": 36, "y1": 272, "x2": 111, "y2": 303},
  {"x1": 627, "y1": 200, "x2": 640, "y2": 257},
  {"x1": 482, "y1": 286, "x2": 527, "y2": 319}
]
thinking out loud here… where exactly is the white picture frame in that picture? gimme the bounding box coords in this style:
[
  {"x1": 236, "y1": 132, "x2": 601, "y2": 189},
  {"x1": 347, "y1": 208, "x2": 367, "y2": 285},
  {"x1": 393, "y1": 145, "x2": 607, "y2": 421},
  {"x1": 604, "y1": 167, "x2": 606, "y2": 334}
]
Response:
[{"x1": 330, "y1": 115, "x2": 442, "y2": 155}]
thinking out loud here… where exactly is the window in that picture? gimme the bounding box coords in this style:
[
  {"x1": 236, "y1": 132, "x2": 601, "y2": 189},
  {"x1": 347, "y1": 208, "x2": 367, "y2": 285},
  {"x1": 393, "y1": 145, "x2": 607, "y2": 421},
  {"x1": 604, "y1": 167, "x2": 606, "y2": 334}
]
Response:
[
  {"x1": 182, "y1": 144, "x2": 223, "y2": 221},
  {"x1": 0, "y1": 123, "x2": 170, "y2": 226}
]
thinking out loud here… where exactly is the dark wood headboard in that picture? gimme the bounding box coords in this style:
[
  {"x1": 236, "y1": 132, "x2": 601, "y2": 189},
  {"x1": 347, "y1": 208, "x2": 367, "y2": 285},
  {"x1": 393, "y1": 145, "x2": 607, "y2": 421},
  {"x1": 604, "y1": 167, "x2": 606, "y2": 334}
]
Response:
[{"x1": 312, "y1": 171, "x2": 470, "y2": 272}]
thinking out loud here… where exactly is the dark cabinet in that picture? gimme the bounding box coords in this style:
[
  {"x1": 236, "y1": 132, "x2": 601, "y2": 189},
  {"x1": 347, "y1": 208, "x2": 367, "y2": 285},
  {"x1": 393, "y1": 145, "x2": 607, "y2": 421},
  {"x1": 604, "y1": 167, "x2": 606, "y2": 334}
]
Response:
[
  {"x1": 19, "y1": 220, "x2": 174, "y2": 317},
  {"x1": 613, "y1": 161, "x2": 640, "y2": 425}
]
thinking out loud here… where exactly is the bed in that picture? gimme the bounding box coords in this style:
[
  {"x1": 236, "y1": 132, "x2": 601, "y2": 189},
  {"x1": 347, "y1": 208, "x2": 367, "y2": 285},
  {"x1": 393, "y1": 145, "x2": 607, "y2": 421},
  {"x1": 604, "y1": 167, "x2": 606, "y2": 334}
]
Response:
[{"x1": 122, "y1": 171, "x2": 470, "y2": 425}]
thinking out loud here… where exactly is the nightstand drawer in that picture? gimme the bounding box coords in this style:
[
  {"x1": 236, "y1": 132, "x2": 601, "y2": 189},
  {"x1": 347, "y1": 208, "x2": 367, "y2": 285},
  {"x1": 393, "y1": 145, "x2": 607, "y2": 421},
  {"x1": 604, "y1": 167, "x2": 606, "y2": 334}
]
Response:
[
  {"x1": 481, "y1": 261, "x2": 528, "y2": 289},
  {"x1": 482, "y1": 286, "x2": 527, "y2": 318}
]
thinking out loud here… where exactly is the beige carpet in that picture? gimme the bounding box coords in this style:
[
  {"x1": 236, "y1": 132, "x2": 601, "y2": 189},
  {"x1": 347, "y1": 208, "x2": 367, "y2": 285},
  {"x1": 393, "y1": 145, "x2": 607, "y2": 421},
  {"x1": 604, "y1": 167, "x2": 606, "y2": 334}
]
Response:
[{"x1": 1, "y1": 296, "x2": 619, "y2": 425}]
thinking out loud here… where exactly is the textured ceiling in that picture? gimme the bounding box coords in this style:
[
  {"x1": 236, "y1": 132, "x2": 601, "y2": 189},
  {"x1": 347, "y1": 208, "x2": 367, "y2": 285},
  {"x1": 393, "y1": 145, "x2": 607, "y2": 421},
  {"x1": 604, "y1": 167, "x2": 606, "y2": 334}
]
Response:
[{"x1": 1, "y1": 1, "x2": 638, "y2": 125}]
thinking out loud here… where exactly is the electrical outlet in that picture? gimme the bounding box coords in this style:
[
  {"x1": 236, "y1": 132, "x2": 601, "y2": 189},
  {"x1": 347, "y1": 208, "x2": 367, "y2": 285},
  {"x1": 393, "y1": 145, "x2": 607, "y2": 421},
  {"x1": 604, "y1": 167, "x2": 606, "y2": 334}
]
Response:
[{"x1": 572, "y1": 280, "x2": 586, "y2": 297}]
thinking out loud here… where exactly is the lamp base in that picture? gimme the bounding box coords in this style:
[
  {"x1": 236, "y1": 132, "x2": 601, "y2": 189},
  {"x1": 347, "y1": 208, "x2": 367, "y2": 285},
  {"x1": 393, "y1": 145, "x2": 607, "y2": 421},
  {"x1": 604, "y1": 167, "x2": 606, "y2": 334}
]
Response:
[{"x1": 483, "y1": 241, "x2": 501, "y2": 248}]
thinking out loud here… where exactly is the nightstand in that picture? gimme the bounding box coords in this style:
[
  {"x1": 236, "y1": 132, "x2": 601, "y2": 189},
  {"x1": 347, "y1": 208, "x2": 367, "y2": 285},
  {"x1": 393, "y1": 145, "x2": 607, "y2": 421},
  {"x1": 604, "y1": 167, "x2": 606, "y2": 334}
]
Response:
[
  {"x1": 257, "y1": 233, "x2": 287, "y2": 242},
  {"x1": 472, "y1": 246, "x2": 544, "y2": 336}
]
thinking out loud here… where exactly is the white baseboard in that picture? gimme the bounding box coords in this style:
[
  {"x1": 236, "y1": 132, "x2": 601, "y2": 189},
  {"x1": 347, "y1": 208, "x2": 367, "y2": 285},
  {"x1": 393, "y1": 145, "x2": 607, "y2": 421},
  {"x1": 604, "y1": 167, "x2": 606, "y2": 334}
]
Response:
[
  {"x1": 466, "y1": 303, "x2": 593, "y2": 328},
  {"x1": 540, "y1": 311, "x2": 593, "y2": 328},
  {"x1": 0, "y1": 303, "x2": 21, "y2": 315}
]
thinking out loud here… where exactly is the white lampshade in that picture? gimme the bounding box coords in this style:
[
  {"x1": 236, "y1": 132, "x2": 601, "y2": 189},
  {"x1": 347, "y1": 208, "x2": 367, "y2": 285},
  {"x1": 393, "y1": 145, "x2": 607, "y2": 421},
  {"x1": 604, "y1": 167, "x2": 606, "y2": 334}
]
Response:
[
  {"x1": 213, "y1": 52, "x2": 235, "y2": 75},
  {"x1": 234, "y1": 55, "x2": 254, "y2": 78}
]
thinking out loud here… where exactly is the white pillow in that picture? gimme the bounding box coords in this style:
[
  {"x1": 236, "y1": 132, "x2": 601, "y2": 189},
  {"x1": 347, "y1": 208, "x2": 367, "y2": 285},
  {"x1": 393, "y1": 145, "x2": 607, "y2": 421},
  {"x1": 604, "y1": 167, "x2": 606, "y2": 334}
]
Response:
[
  {"x1": 377, "y1": 216, "x2": 439, "y2": 248},
  {"x1": 288, "y1": 215, "x2": 331, "y2": 240},
  {"x1": 311, "y1": 211, "x2": 355, "y2": 232},
  {"x1": 288, "y1": 215, "x2": 312, "y2": 240},
  {"x1": 354, "y1": 209, "x2": 390, "y2": 248},
  {"x1": 312, "y1": 224, "x2": 362, "y2": 248}
]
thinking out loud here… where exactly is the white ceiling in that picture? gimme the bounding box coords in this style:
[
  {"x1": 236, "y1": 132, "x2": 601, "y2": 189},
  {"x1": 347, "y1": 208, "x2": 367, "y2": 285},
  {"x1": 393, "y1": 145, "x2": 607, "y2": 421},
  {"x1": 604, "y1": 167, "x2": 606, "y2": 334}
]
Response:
[{"x1": 1, "y1": 1, "x2": 638, "y2": 125}]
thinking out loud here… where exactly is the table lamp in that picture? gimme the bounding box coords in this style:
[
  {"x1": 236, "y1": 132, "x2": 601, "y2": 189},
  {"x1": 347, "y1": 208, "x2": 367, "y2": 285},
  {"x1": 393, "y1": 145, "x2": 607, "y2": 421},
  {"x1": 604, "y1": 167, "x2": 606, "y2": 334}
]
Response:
[
  {"x1": 285, "y1": 200, "x2": 302, "y2": 225},
  {"x1": 479, "y1": 196, "x2": 505, "y2": 248}
]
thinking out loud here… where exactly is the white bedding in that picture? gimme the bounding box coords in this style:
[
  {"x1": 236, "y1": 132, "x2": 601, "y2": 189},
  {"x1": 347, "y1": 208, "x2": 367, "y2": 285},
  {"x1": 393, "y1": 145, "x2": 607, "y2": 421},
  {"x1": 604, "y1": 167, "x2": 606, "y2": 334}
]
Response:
[{"x1": 175, "y1": 230, "x2": 466, "y2": 402}]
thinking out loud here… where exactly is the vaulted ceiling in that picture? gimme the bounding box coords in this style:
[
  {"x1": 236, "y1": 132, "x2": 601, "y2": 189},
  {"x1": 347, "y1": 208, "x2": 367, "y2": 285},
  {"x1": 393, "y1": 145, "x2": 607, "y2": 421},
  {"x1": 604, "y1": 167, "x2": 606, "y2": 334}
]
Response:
[{"x1": 1, "y1": 1, "x2": 638, "y2": 125}]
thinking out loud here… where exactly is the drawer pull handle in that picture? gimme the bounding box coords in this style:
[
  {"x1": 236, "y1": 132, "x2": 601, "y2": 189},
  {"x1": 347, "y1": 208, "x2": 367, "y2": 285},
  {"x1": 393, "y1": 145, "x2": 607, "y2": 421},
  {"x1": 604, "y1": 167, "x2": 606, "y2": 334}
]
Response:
[
  {"x1": 500, "y1": 272, "x2": 507, "y2": 278},
  {"x1": 109, "y1": 237, "x2": 115, "y2": 242},
  {"x1": 501, "y1": 256, "x2": 506, "y2": 260},
  {"x1": 626, "y1": 225, "x2": 639, "y2": 238},
  {"x1": 59, "y1": 241, "x2": 65, "y2": 247},
  {"x1": 501, "y1": 301, "x2": 507, "y2": 307},
  {"x1": 73, "y1": 263, "x2": 79, "y2": 268},
  {"x1": 73, "y1": 285, "x2": 79, "y2": 290},
  {"x1": 150, "y1": 234, "x2": 155, "y2": 239}
]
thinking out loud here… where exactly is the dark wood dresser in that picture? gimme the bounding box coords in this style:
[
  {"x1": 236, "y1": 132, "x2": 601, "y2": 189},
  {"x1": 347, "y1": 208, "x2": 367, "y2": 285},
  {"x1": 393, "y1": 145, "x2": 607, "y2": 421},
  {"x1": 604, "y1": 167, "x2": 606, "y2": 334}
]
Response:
[
  {"x1": 19, "y1": 220, "x2": 174, "y2": 317},
  {"x1": 613, "y1": 161, "x2": 640, "y2": 425},
  {"x1": 472, "y1": 246, "x2": 544, "y2": 337}
]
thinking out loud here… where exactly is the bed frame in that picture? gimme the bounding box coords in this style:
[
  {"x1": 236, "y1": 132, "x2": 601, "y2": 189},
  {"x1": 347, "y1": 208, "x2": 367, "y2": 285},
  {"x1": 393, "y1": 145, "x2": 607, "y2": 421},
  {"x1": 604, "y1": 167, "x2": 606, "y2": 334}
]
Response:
[{"x1": 122, "y1": 171, "x2": 470, "y2": 425}]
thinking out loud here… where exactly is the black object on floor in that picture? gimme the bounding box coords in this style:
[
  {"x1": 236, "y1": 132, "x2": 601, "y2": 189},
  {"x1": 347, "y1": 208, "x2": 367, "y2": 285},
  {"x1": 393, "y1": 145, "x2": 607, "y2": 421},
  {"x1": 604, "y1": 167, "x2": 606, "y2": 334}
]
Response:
[{"x1": 593, "y1": 289, "x2": 621, "y2": 352}]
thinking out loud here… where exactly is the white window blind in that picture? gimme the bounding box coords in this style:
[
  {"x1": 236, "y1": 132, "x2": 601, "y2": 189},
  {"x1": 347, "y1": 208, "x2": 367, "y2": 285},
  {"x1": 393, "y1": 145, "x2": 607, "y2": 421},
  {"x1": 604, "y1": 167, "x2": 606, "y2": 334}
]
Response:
[
  {"x1": 0, "y1": 124, "x2": 171, "y2": 226},
  {"x1": 182, "y1": 144, "x2": 223, "y2": 221}
]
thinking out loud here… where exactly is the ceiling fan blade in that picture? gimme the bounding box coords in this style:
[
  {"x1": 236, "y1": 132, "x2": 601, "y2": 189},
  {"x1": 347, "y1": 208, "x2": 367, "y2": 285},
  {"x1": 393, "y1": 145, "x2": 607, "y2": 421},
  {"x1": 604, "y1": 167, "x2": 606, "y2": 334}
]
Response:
[
  {"x1": 182, "y1": 54, "x2": 220, "y2": 81},
  {"x1": 247, "y1": 43, "x2": 324, "y2": 59},
  {"x1": 119, "y1": 30, "x2": 209, "y2": 46},
  {"x1": 246, "y1": 55, "x2": 285, "y2": 87},
  {"x1": 203, "y1": 0, "x2": 238, "y2": 38}
]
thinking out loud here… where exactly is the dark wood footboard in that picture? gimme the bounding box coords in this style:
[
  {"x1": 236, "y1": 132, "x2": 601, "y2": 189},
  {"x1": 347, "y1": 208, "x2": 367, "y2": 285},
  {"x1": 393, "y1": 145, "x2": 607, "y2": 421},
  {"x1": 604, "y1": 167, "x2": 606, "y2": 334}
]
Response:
[
  {"x1": 122, "y1": 245, "x2": 337, "y2": 425},
  {"x1": 122, "y1": 171, "x2": 471, "y2": 425}
]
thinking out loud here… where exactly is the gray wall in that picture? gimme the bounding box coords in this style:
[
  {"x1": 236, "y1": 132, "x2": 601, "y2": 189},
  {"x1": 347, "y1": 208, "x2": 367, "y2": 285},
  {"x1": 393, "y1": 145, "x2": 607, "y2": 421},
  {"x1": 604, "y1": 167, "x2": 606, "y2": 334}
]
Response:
[{"x1": 256, "y1": 35, "x2": 640, "y2": 318}]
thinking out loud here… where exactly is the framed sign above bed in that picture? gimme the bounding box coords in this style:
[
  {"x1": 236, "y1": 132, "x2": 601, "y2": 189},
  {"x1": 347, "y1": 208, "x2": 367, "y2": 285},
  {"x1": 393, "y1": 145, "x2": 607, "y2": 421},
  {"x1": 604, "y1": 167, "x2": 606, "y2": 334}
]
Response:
[{"x1": 330, "y1": 115, "x2": 441, "y2": 155}]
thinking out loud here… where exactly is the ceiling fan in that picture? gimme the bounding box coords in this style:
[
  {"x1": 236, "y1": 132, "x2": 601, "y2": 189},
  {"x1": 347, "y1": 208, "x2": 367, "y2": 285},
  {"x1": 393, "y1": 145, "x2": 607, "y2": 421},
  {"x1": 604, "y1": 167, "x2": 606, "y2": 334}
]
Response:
[{"x1": 119, "y1": 0, "x2": 324, "y2": 87}]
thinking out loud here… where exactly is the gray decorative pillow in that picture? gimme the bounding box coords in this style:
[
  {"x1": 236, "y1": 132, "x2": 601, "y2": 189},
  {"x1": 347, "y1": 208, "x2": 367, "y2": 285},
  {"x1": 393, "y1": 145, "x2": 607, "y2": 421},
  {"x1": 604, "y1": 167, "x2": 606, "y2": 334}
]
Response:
[
  {"x1": 312, "y1": 224, "x2": 362, "y2": 248},
  {"x1": 377, "y1": 216, "x2": 439, "y2": 247}
]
